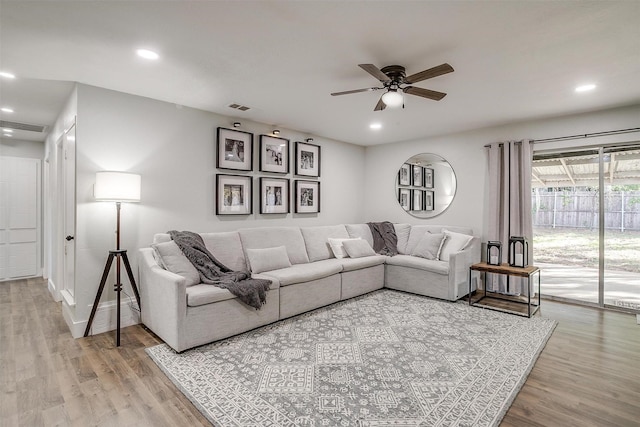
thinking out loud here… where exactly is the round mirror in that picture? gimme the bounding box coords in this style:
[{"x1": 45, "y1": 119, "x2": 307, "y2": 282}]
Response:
[{"x1": 396, "y1": 153, "x2": 457, "y2": 218}]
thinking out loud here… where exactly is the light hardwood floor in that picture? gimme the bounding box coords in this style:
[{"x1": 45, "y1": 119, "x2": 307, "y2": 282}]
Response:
[{"x1": 2, "y1": 278, "x2": 639, "y2": 426}]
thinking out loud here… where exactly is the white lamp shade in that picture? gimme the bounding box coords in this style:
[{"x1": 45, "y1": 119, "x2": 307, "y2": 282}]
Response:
[
  {"x1": 94, "y1": 172, "x2": 141, "y2": 202},
  {"x1": 381, "y1": 90, "x2": 403, "y2": 107}
]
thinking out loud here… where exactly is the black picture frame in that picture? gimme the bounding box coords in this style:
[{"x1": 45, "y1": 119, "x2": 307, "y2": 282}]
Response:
[
  {"x1": 260, "y1": 177, "x2": 289, "y2": 214},
  {"x1": 412, "y1": 164, "x2": 423, "y2": 187},
  {"x1": 424, "y1": 167, "x2": 434, "y2": 189},
  {"x1": 398, "y1": 163, "x2": 411, "y2": 186},
  {"x1": 412, "y1": 189, "x2": 424, "y2": 211},
  {"x1": 295, "y1": 141, "x2": 321, "y2": 177},
  {"x1": 425, "y1": 190, "x2": 435, "y2": 211},
  {"x1": 259, "y1": 135, "x2": 289, "y2": 174},
  {"x1": 294, "y1": 180, "x2": 320, "y2": 213},
  {"x1": 216, "y1": 127, "x2": 253, "y2": 171},
  {"x1": 398, "y1": 188, "x2": 411, "y2": 211},
  {"x1": 215, "y1": 174, "x2": 252, "y2": 215}
]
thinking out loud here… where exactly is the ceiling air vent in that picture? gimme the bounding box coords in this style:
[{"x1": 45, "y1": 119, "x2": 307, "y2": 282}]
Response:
[
  {"x1": 0, "y1": 120, "x2": 48, "y2": 133},
  {"x1": 228, "y1": 103, "x2": 250, "y2": 112}
]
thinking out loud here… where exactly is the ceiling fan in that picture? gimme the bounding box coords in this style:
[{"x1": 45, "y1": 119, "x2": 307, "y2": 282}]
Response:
[{"x1": 331, "y1": 63, "x2": 454, "y2": 111}]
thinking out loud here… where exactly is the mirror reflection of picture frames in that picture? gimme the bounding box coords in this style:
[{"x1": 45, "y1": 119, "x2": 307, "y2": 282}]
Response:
[
  {"x1": 398, "y1": 163, "x2": 411, "y2": 186},
  {"x1": 398, "y1": 188, "x2": 411, "y2": 211},
  {"x1": 412, "y1": 189, "x2": 425, "y2": 211},
  {"x1": 425, "y1": 190, "x2": 435, "y2": 211},
  {"x1": 260, "y1": 177, "x2": 289, "y2": 214},
  {"x1": 412, "y1": 164, "x2": 423, "y2": 187},
  {"x1": 216, "y1": 174, "x2": 252, "y2": 215},
  {"x1": 295, "y1": 141, "x2": 321, "y2": 177},
  {"x1": 216, "y1": 127, "x2": 253, "y2": 171},
  {"x1": 424, "y1": 167, "x2": 434, "y2": 189},
  {"x1": 259, "y1": 135, "x2": 289, "y2": 174},
  {"x1": 295, "y1": 180, "x2": 320, "y2": 213}
]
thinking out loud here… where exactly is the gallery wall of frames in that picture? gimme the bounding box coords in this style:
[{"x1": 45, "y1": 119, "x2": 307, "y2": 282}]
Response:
[{"x1": 215, "y1": 127, "x2": 321, "y2": 216}]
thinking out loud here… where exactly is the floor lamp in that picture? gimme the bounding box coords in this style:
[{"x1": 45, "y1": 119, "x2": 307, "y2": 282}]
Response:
[{"x1": 84, "y1": 171, "x2": 142, "y2": 346}]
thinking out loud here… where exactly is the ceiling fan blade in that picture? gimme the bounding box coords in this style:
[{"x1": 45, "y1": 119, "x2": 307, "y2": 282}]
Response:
[
  {"x1": 359, "y1": 64, "x2": 391, "y2": 83},
  {"x1": 404, "y1": 63, "x2": 454, "y2": 84},
  {"x1": 331, "y1": 87, "x2": 379, "y2": 96},
  {"x1": 374, "y1": 96, "x2": 386, "y2": 111},
  {"x1": 403, "y1": 86, "x2": 447, "y2": 101}
]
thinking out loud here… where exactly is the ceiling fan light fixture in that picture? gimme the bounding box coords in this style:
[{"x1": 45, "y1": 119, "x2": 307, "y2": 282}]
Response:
[{"x1": 381, "y1": 89, "x2": 403, "y2": 107}]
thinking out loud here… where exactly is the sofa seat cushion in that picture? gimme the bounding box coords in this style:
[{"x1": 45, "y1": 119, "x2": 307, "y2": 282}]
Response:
[
  {"x1": 339, "y1": 255, "x2": 387, "y2": 272},
  {"x1": 186, "y1": 285, "x2": 235, "y2": 307},
  {"x1": 260, "y1": 260, "x2": 342, "y2": 287},
  {"x1": 385, "y1": 254, "x2": 449, "y2": 275}
]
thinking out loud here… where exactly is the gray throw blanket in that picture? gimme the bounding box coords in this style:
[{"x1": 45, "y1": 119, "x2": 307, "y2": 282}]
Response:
[
  {"x1": 367, "y1": 221, "x2": 399, "y2": 256},
  {"x1": 168, "y1": 230, "x2": 272, "y2": 310}
]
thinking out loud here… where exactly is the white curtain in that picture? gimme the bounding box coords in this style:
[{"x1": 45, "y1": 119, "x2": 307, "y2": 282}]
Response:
[{"x1": 487, "y1": 140, "x2": 534, "y2": 295}]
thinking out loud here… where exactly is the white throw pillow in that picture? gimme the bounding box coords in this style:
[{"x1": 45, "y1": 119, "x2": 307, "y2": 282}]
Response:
[
  {"x1": 342, "y1": 239, "x2": 377, "y2": 258},
  {"x1": 152, "y1": 241, "x2": 200, "y2": 286},
  {"x1": 411, "y1": 232, "x2": 445, "y2": 260},
  {"x1": 245, "y1": 246, "x2": 292, "y2": 274},
  {"x1": 438, "y1": 230, "x2": 474, "y2": 261},
  {"x1": 328, "y1": 237, "x2": 361, "y2": 259}
]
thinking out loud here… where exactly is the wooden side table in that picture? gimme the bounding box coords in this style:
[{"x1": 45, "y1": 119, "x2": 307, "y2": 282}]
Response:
[{"x1": 468, "y1": 262, "x2": 541, "y2": 318}]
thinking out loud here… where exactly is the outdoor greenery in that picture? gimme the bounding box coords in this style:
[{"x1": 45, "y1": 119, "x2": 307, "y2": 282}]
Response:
[{"x1": 534, "y1": 227, "x2": 640, "y2": 273}]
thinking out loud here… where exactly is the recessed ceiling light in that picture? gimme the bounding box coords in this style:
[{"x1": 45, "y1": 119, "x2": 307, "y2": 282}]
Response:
[
  {"x1": 0, "y1": 71, "x2": 16, "y2": 79},
  {"x1": 575, "y1": 84, "x2": 596, "y2": 93},
  {"x1": 136, "y1": 49, "x2": 159, "y2": 60},
  {"x1": 2, "y1": 128, "x2": 13, "y2": 133},
  {"x1": 1, "y1": 107, "x2": 14, "y2": 113},
  {"x1": 369, "y1": 123, "x2": 382, "y2": 130},
  {"x1": 3, "y1": 133, "x2": 12, "y2": 137}
]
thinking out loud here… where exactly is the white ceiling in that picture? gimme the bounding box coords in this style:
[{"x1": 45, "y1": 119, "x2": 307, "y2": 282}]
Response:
[{"x1": 1, "y1": 1, "x2": 639, "y2": 145}]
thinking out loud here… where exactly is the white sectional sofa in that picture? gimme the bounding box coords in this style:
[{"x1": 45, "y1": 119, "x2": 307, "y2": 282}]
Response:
[{"x1": 139, "y1": 223, "x2": 479, "y2": 352}]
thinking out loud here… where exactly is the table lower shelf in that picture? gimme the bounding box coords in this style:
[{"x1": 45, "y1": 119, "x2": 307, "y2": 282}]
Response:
[{"x1": 469, "y1": 292, "x2": 540, "y2": 317}]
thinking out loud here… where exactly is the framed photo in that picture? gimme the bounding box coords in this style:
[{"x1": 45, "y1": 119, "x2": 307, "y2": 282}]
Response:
[
  {"x1": 412, "y1": 164, "x2": 423, "y2": 187},
  {"x1": 295, "y1": 141, "x2": 321, "y2": 177},
  {"x1": 424, "y1": 167, "x2": 434, "y2": 189},
  {"x1": 216, "y1": 174, "x2": 252, "y2": 215},
  {"x1": 295, "y1": 180, "x2": 320, "y2": 213},
  {"x1": 425, "y1": 190, "x2": 435, "y2": 211},
  {"x1": 217, "y1": 127, "x2": 253, "y2": 171},
  {"x1": 398, "y1": 163, "x2": 411, "y2": 186},
  {"x1": 398, "y1": 188, "x2": 411, "y2": 211},
  {"x1": 259, "y1": 135, "x2": 289, "y2": 174},
  {"x1": 412, "y1": 189, "x2": 424, "y2": 211},
  {"x1": 260, "y1": 177, "x2": 289, "y2": 214}
]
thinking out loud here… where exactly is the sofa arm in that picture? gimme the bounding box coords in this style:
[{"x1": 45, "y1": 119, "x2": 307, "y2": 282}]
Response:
[
  {"x1": 448, "y1": 237, "x2": 481, "y2": 297},
  {"x1": 138, "y1": 248, "x2": 187, "y2": 350}
]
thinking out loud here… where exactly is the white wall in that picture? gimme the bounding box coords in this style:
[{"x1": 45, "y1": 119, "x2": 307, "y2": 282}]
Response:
[
  {"x1": 363, "y1": 104, "x2": 640, "y2": 240},
  {"x1": 0, "y1": 138, "x2": 44, "y2": 159},
  {"x1": 71, "y1": 84, "x2": 366, "y2": 325}
]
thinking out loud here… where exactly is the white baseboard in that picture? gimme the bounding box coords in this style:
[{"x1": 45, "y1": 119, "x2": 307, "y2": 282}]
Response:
[
  {"x1": 63, "y1": 297, "x2": 141, "y2": 339},
  {"x1": 48, "y1": 279, "x2": 62, "y2": 302}
]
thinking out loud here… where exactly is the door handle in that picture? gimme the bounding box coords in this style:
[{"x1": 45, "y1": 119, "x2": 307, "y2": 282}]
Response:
[{"x1": 65, "y1": 235, "x2": 74, "y2": 241}]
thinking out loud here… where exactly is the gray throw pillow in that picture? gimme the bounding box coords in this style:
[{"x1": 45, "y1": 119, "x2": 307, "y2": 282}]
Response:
[
  {"x1": 245, "y1": 246, "x2": 292, "y2": 274},
  {"x1": 152, "y1": 241, "x2": 200, "y2": 286},
  {"x1": 342, "y1": 239, "x2": 377, "y2": 258},
  {"x1": 411, "y1": 233, "x2": 445, "y2": 260}
]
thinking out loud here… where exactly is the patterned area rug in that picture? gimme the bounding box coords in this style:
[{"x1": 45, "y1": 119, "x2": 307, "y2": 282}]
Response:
[{"x1": 147, "y1": 290, "x2": 556, "y2": 426}]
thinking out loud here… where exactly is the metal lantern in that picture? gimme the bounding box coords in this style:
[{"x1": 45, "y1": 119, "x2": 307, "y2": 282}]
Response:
[
  {"x1": 487, "y1": 241, "x2": 502, "y2": 265},
  {"x1": 508, "y1": 236, "x2": 529, "y2": 268}
]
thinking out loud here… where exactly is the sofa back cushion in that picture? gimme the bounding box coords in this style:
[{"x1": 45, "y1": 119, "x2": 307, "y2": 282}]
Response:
[
  {"x1": 239, "y1": 227, "x2": 310, "y2": 266},
  {"x1": 152, "y1": 241, "x2": 200, "y2": 286},
  {"x1": 200, "y1": 231, "x2": 247, "y2": 272},
  {"x1": 300, "y1": 225, "x2": 350, "y2": 262},
  {"x1": 344, "y1": 224, "x2": 374, "y2": 246},
  {"x1": 405, "y1": 225, "x2": 473, "y2": 255},
  {"x1": 394, "y1": 223, "x2": 412, "y2": 254},
  {"x1": 153, "y1": 231, "x2": 248, "y2": 272}
]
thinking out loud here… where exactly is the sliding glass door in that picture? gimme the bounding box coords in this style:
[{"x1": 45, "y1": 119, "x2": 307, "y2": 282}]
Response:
[{"x1": 532, "y1": 145, "x2": 640, "y2": 312}]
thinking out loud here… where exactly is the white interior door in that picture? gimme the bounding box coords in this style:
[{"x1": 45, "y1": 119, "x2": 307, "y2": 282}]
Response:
[
  {"x1": 0, "y1": 156, "x2": 41, "y2": 280},
  {"x1": 62, "y1": 124, "x2": 76, "y2": 300}
]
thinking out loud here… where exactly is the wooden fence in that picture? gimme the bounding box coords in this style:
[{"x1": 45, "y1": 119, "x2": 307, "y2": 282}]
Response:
[{"x1": 532, "y1": 190, "x2": 640, "y2": 231}]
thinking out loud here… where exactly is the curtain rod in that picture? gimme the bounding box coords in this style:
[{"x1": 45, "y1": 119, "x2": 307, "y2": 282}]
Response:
[{"x1": 484, "y1": 127, "x2": 640, "y2": 147}]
